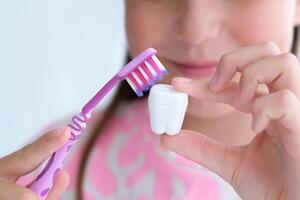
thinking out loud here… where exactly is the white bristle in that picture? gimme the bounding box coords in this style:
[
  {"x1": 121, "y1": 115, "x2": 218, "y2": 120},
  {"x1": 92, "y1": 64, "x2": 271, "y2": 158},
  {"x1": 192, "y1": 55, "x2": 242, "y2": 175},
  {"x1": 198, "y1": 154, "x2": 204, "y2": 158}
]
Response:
[
  {"x1": 121, "y1": 48, "x2": 169, "y2": 97},
  {"x1": 125, "y1": 77, "x2": 138, "y2": 93},
  {"x1": 145, "y1": 61, "x2": 158, "y2": 77},
  {"x1": 152, "y1": 55, "x2": 166, "y2": 71},
  {"x1": 138, "y1": 66, "x2": 151, "y2": 85},
  {"x1": 132, "y1": 71, "x2": 145, "y2": 89}
]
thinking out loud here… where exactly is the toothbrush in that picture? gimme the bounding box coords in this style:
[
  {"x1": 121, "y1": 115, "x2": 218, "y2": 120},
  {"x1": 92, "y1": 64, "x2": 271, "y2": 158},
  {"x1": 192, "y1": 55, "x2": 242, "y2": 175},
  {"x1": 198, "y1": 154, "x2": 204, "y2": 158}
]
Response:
[{"x1": 27, "y1": 48, "x2": 168, "y2": 199}]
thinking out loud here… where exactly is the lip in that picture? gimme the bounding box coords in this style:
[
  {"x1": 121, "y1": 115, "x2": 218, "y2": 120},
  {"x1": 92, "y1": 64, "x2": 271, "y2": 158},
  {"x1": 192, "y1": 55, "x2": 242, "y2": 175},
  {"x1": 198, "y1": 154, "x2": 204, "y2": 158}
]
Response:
[{"x1": 168, "y1": 60, "x2": 218, "y2": 77}]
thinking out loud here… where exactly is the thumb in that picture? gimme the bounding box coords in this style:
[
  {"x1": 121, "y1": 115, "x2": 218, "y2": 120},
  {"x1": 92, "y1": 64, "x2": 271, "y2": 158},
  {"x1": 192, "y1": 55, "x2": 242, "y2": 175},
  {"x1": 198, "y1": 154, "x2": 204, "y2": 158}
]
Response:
[
  {"x1": 0, "y1": 180, "x2": 39, "y2": 200},
  {"x1": 0, "y1": 128, "x2": 70, "y2": 182},
  {"x1": 160, "y1": 129, "x2": 245, "y2": 185}
]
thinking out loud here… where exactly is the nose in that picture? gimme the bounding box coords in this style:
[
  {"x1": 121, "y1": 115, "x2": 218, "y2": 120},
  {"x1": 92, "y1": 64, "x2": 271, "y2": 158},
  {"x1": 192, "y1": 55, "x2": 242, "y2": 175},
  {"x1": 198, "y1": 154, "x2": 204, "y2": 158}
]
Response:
[{"x1": 175, "y1": 1, "x2": 222, "y2": 46}]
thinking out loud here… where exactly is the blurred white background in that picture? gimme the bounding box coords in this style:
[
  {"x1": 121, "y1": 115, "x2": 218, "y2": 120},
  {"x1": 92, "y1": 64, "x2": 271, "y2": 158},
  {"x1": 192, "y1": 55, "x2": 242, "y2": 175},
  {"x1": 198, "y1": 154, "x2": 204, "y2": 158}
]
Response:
[{"x1": 0, "y1": 0, "x2": 126, "y2": 156}]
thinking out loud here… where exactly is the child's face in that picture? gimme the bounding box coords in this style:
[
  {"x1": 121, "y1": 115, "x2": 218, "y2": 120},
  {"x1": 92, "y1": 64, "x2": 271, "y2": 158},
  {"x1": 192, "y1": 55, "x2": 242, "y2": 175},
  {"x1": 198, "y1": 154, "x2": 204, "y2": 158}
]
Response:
[
  {"x1": 126, "y1": 0, "x2": 300, "y2": 118},
  {"x1": 126, "y1": 0, "x2": 300, "y2": 83}
]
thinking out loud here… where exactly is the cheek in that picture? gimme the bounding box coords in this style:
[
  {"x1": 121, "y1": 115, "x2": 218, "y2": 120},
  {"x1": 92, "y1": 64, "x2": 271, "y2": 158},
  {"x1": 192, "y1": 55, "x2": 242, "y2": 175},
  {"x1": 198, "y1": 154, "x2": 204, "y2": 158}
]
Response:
[
  {"x1": 126, "y1": 3, "x2": 168, "y2": 57},
  {"x1": 230, "y1": 2, "x2": 295, "y2": 52}
]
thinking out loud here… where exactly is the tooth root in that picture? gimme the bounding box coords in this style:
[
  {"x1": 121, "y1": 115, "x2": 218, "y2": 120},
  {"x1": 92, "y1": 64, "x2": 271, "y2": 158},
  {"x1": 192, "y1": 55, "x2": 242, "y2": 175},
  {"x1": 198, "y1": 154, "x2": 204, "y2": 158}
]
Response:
[
  {"x1": 165, "y1": 107, "x2": 187, "y2": 135},
  {"x1": 148, "y1": 84, "x2": 188, "y2": 136},
  {"x1": 148, "y1": 105, "x2": 165, "y2": 135}
]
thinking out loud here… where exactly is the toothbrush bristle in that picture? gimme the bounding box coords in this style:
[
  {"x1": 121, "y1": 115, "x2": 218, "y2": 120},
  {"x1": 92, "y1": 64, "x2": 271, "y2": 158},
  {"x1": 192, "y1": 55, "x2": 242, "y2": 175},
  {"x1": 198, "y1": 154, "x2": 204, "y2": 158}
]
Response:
[
  {"x1": 145, "y1": 61, "x2": 161, "y2": 81},
  {"x1": 137, "y1": 66, "x2": 152, "y2": 87},
  {"x1": 126, "y1": 54, "x2": 168, "y2": 97},
  {"x1": 141, "y1": 63, "x2": 156, "y2": 84},
  {"x1": 151, "y1": 55, "x2": 169, "y2": 76},
  {"x1": 135, "y1": 68, "x2": 150, "y2": 90},
  {"x1": 126, "y1": 76, "x2": 144, "y2": 97},
  {"x1": 147, "y1": 57, "x2": 164, "y2": 77}
]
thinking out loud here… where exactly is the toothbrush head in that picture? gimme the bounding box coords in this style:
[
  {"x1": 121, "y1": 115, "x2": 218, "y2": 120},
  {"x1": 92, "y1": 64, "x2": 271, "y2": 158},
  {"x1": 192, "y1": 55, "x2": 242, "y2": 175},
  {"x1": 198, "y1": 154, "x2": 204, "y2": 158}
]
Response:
[{"x1": 117, "y1": 48, "x2": 168, "y2": 97}]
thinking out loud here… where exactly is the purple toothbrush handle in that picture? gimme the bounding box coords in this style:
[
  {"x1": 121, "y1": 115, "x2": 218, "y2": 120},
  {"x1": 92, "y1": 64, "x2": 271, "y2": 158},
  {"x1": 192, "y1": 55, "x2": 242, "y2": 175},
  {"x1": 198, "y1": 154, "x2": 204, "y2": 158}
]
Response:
[
  {"x1": 28, "y1": 140, "x2": 75, "y2": 199},
  {"x1": 82, "y1": 75, "x2": 121, "y2": 115},
  {"x1": 28, "y1": 73, "x2": 121, "y2": 199},
  {"x1": 28, "y1": 112, "x2": 89, "y2": 199}
]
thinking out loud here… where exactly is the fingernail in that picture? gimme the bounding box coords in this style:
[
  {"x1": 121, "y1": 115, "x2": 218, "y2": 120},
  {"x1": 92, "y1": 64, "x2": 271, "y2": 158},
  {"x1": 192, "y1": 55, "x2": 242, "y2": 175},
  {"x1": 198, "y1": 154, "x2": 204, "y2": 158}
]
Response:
[
  {"x1": 53, "y1": 129, "x2": 63, "y2": 136},
  {"x1": 210, "y1": 72, "x2": 219, "y2": 86},
  {"x1": 174, "y1": 77, "x2": 192, "y2": 84},
  {"x1": 54, "y1": 127, "x2": 70, "y2": 138}
]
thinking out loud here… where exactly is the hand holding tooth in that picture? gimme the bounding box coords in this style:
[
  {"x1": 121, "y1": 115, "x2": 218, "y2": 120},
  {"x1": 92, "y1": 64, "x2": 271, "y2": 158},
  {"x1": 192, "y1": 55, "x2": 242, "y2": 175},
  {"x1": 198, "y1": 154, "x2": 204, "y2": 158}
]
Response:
[{"x1": 160, "y1": 42, "x2": 300, "y2": 200}]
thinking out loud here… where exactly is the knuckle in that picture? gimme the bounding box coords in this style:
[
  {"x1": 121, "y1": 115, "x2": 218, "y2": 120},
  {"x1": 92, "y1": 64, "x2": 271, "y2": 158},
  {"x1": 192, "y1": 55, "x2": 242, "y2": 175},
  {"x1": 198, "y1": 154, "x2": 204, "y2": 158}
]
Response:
[
  {"x1": 280, "y1": 53, "x2": 298, "y2": 67},
  {"x1": 277, "y1": 89, "x2": 296, "y2": 108},
  {"x1": 243, "y1": 66, "x2": 256, "y2": 78},
  {"x1": 262, "y1": 41, "x2": 280, "y2": 55}
]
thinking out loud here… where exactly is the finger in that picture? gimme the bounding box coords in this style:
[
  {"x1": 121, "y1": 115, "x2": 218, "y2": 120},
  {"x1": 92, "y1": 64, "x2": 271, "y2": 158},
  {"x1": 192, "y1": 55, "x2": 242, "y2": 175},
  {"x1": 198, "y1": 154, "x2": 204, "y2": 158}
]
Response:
[
  {"x1": 172, "y1": 77, "x2": 268, "y2": 113},
  {"x1": 172, "y1": 77, "x2": 238, "y2": 104},
  {"x1": 0, "y1": 180, "x2": 39, "y2": 200},
  {"x1": 160, "y1": 130, "x2": 246, "y2": 185},
  {"x1": 210, "y1": 41, "x2": 280, "y2": 92},
  {"x1": 237, "y1": 53, "x2": 300, "y2": 104},
  {"x1": 0, "y1": 128, "x2": 70, "y2": 182},
  {"x1": 251, "y1": 90, "x2": 300, "y2": 159},
  {"x1": 252, "y1": 90, "x2": 300, "y2": 134},
  {"x1": 46, "y1": 169, "x2": 70, "y2": 200}
]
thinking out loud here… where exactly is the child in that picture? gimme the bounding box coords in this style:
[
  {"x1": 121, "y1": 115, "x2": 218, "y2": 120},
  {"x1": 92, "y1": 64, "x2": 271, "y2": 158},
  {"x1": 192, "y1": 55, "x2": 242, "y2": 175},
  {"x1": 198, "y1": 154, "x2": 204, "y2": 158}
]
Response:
[{"x1": 1, "y1": 0, "x2": 300, "y2": 199}]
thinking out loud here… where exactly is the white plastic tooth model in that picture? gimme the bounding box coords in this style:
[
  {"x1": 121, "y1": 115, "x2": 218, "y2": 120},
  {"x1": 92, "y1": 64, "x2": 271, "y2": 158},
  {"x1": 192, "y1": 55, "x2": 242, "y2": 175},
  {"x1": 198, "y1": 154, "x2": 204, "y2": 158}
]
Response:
[{"x1": 148, "y1": 84, "x2": 188, "y2": 135}]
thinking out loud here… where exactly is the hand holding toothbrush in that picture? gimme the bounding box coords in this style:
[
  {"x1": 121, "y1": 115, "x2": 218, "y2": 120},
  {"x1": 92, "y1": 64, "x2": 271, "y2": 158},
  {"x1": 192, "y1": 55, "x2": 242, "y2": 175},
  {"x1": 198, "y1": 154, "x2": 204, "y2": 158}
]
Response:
[
  {"x1": 21, "y1": 48, "x2": 167, "y2": 199},
  {"x1": 0, "y1": 128, "x2": 70, "y2": 200}
]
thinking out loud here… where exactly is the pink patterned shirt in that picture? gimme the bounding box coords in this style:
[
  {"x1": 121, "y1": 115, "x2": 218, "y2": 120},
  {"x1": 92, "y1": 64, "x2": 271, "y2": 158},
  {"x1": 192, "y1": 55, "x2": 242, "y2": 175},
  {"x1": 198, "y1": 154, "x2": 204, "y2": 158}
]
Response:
[{"x1": 26, "y1": 99, "x2": 239, "y2": 199}]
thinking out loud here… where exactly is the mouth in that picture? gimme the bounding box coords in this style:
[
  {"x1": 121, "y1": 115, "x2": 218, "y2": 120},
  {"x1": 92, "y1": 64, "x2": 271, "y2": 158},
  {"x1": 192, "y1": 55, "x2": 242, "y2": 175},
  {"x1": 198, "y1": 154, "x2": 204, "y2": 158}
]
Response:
[{"x1": 166, "y1": 59, "x2": 218, "y2": 78}]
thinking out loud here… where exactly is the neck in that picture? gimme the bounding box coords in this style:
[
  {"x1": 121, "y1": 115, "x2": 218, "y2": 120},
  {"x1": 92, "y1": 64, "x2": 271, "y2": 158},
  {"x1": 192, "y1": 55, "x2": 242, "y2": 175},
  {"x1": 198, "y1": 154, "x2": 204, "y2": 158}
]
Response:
[{"x1": 182, "y1": 108, "x2": 256, "y2": 146}]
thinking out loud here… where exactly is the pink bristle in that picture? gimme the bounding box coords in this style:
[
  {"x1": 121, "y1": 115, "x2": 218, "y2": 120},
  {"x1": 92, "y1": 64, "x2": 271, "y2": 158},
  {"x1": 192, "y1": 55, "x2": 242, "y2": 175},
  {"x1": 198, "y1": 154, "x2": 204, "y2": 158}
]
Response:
[
  {"x1": 140, "y1": 63, "x2": 156, "y2": 82},
  {"x1": 138, "y1": 66, "x2": 152, "y2": 86},
  {"x1": 147, "y1": 58, "x2": 164, "y2": 77},
  {"x1": 134, "y1": 68, "x2": 149, "y2": 89},
  {"x1": 121, "y1": 48, "x2": 168, "y2": 97},
  {"x1": 128, "y1": 74, "x2": 143, "y2": 92},
  {"x1": 132, "y1": 71, "x2": 148, "y2": 91},
  {"x1": 145, "y1": 61, "x2": 162, "y2": 80},
  {"x1": 151, "y1": 55, "x2": 168, "y2": 75},
  {"x1": 126, "y1": 77, "x2": 143, "y2": 97}
]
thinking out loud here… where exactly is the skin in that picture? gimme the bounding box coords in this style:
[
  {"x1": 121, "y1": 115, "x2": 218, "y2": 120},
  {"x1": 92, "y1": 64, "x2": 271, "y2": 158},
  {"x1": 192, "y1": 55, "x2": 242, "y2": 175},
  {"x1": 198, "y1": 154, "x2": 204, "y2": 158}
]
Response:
[
  {"x1": 126, "y1": 0, "x2": 300, "y2": 144},
  {"x1": 126, "y1": 0, "x2": 300, "y2": 199},
  {"x1": 0, "y1": 128, "x2": 70, "y2": 200},
  {"x1": 1, "y1": 0, "x2": 300, "y2": 199}
]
